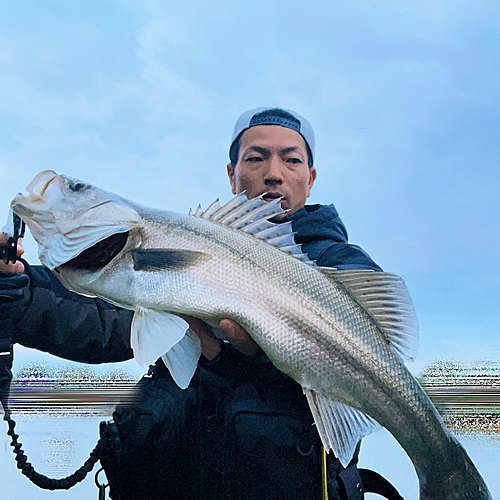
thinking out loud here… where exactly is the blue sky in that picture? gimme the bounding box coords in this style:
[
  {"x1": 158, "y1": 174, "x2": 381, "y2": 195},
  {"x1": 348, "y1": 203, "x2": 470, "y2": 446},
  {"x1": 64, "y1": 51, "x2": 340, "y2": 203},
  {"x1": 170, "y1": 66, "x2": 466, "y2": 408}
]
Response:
[{"x1": 1, "y1": 1, "x2": 499, "y2": 497}]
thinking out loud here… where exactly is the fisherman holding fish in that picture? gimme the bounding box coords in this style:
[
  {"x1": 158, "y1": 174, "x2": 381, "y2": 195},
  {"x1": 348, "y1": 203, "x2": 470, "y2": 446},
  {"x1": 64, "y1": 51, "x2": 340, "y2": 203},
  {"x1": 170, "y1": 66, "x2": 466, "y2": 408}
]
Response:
[{"x1": 0, "y1": 108, "x2": 491, "y2": 500}]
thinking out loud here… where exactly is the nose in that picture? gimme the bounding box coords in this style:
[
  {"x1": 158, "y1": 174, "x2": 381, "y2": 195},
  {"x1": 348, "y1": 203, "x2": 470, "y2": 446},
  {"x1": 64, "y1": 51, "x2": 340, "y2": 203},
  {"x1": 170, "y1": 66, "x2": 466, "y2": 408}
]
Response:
[{"x1": 264, "y1": 155, "x2": 283, "y2": 187}]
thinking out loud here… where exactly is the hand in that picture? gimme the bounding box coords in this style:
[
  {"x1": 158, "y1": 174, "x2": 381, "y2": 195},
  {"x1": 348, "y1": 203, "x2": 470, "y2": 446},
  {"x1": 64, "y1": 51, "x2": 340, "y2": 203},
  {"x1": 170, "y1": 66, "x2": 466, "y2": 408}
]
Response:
[
  {"x1": 0, "y1": 233, "x2": 25, "y2": 274},
  {"x1": 180, "y1": 315, "x2": 260, "y2": 361}
]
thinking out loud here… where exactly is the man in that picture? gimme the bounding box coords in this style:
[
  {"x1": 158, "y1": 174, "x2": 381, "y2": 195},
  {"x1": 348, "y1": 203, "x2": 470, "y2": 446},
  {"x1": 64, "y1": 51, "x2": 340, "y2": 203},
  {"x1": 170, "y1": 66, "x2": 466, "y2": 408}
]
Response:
[{"x1": 0, "y1": 107, "x2": 394, "y2": 500}]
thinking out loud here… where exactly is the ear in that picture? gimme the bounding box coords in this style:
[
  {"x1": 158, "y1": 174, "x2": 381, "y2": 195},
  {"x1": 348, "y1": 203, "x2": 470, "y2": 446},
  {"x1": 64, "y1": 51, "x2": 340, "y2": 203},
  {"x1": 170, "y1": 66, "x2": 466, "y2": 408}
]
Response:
[
  {"x1": 306, "y1": 167, "x2": 317, "y2": 198},
  {"x1": 227, "y1": 163, "x2": 237, "y2": 195}
]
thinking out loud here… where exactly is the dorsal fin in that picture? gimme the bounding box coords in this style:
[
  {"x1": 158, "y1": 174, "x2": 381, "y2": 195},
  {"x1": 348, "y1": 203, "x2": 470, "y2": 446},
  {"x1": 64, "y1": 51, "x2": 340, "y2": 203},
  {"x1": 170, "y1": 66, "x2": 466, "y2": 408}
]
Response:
[
  {"x1": 189, "y1": 193, "x2": 316, "y2": 265},
  {"x1": 319, "y1": 269, "x2": 419, "y2": 361}
]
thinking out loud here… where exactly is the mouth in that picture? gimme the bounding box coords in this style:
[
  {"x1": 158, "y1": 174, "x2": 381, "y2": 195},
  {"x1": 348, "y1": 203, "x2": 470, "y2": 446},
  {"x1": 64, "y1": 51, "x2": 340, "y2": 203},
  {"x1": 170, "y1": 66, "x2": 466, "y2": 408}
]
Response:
[{"x1": 262, "y1": 192, "x2": 286, "y2": 202}]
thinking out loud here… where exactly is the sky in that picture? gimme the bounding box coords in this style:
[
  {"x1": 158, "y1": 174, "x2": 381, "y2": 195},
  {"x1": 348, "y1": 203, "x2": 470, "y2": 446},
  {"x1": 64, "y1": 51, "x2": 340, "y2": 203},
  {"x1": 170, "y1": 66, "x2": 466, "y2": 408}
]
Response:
[{"x1": 0, "y1": 0, "x2": 499, "y2": 498}]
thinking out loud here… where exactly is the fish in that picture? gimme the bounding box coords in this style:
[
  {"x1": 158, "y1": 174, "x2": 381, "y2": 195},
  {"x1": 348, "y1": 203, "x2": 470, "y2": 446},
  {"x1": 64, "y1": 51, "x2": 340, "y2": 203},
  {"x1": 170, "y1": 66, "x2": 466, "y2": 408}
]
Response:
[{"x1": 12, "y1": 170, "x2": 491, "y2": 500}]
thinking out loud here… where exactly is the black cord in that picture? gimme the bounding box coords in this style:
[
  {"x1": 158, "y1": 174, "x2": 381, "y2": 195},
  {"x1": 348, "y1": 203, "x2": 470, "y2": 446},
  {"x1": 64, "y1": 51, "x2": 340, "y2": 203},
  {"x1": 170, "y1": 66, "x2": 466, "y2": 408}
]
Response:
[
  {"x1": 1, "y1": 396, "x2": 105, "y2": 489},
  {"x1": 0, "y1": 250, "x2": 105, "y2": 490}
]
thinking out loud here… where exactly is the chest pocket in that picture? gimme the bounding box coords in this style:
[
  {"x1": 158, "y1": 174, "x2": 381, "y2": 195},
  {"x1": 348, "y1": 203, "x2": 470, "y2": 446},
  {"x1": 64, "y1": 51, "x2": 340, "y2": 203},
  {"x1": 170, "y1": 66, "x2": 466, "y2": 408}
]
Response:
[{"x1": 219, "y1": 383, "x2": 324, "y2": 500}]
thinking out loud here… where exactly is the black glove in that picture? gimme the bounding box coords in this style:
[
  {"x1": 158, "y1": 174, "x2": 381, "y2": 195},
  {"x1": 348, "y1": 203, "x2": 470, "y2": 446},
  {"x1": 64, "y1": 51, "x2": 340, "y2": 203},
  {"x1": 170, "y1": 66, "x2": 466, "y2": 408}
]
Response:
[{"x1": 0, "y1": 273, "x2": 29, "y2": 304}]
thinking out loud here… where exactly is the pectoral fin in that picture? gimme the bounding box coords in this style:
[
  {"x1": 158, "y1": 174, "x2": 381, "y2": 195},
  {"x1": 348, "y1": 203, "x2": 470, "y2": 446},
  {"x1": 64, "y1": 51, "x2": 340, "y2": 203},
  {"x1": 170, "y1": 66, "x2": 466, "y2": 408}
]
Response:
[
  {"x1": 131, "y1": 307, "x2": 189, "y2": 367},
  {"x1": 130, "y1": 249, "x2": 210, "y2": 271},
  {"x1": 303, "y1": 388, "x2": 381, "y2": 467},
  {"x1": 161, "y1": 328, "x2": 201, "y2": 388}
]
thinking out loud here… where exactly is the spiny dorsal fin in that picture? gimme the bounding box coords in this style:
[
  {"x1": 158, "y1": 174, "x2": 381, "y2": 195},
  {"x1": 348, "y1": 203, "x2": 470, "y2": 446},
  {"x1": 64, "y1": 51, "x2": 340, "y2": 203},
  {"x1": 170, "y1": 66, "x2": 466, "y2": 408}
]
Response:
[
  {"x1": 319, "y1": 269, "x2": 419, "y2": 361},
  {"x1": 201, "y1": 199, "x2": 221, "y2": 219},
  {"x1": 189, "y1": 193, "x2": 316, "y2": 265},
  {"x1": 194, "y1": 204, "x2": 203, "y2": 217}
]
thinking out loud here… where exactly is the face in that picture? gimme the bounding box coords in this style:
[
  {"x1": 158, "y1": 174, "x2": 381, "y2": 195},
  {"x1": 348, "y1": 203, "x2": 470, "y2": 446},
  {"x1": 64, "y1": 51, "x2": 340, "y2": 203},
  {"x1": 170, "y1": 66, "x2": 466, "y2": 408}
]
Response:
[{"x1": 227, "y1": 125, "x2": 317, "y2": 217}]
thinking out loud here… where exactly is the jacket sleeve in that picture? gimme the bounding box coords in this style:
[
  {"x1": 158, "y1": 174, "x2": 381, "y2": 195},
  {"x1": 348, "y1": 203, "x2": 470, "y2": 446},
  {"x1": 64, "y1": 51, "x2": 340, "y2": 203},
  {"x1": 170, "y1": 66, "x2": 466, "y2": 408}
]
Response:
[{"x1": 6, "y1": 263, "x2": 134, "y2": 364}]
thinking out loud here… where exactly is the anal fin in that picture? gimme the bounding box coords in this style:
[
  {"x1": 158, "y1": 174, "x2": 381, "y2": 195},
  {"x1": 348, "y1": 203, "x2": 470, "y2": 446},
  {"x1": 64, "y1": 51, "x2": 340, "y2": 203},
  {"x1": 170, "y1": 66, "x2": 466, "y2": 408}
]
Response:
[{"x1": 303, "y1": 388, "x2": 381, "y2": 467}]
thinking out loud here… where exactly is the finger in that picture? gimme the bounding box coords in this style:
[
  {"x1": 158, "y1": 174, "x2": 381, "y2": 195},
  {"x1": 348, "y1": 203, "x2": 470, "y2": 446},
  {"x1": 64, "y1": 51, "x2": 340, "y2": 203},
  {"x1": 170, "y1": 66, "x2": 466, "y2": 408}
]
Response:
[
  {"x1": 11, "y1": 261, "x2": 25, "y2": 273},
  {"x1": 0, "y1": 233, "x2": 25, "y2": 273},
  {"x1": 17, "y1": 238, "x2": 25, "y2": 257},
  {"x1": 0, "y1": 260, "x2": 25, "y2": 274},
  {"x1": 179, "y1": 314, "x2": 221, "y2": 360},
  {"x1": 219, "y1": 319, "x2": 260, "y2": 357},
  {"x1": 14, "y1": 260, "x2": 25, "y2": 273}
]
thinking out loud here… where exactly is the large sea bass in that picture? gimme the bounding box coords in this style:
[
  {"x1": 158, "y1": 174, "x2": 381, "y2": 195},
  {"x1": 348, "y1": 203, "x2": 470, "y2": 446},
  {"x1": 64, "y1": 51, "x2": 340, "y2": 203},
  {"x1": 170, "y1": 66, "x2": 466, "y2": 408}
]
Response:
[{"x1": 12, "y1": 170, "x2": 491, "y2": 500}]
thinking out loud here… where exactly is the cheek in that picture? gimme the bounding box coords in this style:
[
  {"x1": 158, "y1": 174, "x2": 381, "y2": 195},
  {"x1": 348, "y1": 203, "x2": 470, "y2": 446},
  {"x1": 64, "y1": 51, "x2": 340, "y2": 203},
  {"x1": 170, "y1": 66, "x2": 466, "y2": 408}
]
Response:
[
  {"x1": 291, "y1": 174, "x2": 311, "y2": 191},
  {"x1": 288, "y1": 173, "x2": 312, "y2": 202},
  {"x1": 235, "y1": 169, "x2": 260, "y2": 192}
]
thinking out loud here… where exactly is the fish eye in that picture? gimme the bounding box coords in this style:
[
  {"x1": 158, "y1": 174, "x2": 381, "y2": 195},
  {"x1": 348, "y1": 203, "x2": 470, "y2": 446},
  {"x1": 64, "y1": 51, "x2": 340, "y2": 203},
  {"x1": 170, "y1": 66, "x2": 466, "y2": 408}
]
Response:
[{"x1": 68, "y1": 181, "x2": 88, "y2": 192}]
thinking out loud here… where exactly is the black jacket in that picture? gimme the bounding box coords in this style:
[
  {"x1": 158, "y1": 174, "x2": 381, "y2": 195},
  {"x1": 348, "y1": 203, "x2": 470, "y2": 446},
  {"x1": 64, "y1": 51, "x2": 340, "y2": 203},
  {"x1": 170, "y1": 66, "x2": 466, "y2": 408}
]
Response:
[{"x1": 2, "y1": 203, "x2": 382, "y2": 500}]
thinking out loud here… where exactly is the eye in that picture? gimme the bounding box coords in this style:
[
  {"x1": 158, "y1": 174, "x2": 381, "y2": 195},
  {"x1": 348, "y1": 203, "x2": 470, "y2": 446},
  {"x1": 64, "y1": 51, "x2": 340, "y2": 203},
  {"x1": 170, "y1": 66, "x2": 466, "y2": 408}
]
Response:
[
  {"x1": 246, "y1": 156, "x2": 263, "y2": 163},
  {"x1": 286, "y1": 158, "x2": 302, "y2": 164},
  {"x1": 68, "y1": 181, "x2": 88, "y2": 192}
]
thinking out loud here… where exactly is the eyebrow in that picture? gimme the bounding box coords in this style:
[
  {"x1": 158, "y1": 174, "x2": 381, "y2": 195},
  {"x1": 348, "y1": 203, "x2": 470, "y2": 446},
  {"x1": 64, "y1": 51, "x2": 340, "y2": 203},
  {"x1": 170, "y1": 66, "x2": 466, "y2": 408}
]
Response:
[
  {"x1": 247, "y1": 146, "x2": 270, "y2": 158},
  {"x1": 246, "y1": 146, "x2": 303, "y2": 157},
  {"x1": 280, "y1": 147, "x2": 299, "y2": 155}
]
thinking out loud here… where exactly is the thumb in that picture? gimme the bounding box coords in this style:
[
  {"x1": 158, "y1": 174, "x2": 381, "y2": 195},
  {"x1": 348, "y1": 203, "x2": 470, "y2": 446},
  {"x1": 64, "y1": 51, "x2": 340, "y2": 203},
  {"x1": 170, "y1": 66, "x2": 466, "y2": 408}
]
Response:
[{"x1": 219, "y1": 319, "x2": 260, "y2": 356}]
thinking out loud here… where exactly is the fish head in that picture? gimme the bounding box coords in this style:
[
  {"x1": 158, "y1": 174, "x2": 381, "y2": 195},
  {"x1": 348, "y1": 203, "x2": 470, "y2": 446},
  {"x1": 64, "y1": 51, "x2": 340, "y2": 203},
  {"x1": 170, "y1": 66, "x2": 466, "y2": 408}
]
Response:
[{"x1": 12, "y1": 170, "x2": 143, "y2": 270}]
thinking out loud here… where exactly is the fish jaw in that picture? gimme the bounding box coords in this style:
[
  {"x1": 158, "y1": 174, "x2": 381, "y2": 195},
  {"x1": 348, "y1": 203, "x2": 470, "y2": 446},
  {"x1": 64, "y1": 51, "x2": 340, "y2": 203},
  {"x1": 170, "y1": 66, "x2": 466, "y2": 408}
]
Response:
[
  {"x1": 12, "y1": 170, "x2": 60, "y2": 246},
  {"x1": 11, "y1": 170, "x2": 144, "y2": 269},
  {"x1": 25, "y1": 170, "x2": 59, "y2": 196}
]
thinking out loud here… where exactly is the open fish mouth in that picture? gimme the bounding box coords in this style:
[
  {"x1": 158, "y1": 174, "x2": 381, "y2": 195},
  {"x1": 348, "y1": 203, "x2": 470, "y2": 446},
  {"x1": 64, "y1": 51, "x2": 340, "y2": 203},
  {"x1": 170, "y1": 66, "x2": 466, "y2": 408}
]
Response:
[
  {"x1": 25, "y1": 170, "x2": 59, "y2": 198},
  {"x1": 12, "y1": 170, "x2": 61, "y2": 219},
  {"x1": 58, "y1": 231, "x2": 129, "y2": 272}
]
